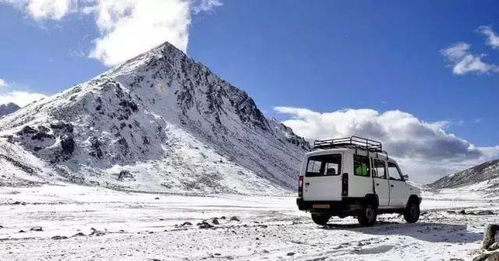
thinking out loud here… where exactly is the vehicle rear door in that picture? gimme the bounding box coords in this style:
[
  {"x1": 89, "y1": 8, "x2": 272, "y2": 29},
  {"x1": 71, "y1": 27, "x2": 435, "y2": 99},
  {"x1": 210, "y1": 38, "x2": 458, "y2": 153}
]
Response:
[
  {"x1": 303, "y1": 154, "x2": 343, "y2": 201},
  {"x1": 372, "y1": 159, "x2": 389, "y2": 207},
  {"x1": 387, "y1": 162, "x2": 407, "y2": 208}
]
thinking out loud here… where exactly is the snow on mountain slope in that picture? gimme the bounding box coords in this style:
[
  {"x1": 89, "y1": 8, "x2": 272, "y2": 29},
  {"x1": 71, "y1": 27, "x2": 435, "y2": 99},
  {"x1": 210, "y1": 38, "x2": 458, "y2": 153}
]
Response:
[
  {"x1": 0, "y1": 42, "x2": 309, "y2": 194},
  {"x1": 0, "y1": 102, "x2": 20, "y2": 117},
  {"x1": 429, "y1": 159, "x2": 499, "y2": 193}
]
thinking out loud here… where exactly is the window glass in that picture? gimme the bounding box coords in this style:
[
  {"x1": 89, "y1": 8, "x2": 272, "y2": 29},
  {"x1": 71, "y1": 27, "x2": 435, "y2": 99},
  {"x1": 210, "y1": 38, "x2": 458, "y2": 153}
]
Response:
[
  {"x1": 353, "y1": 155, "x2": 370, "y2": 177},
  {"x1": 305, "y1": 154, "x2": 341, "y2": 177},
  {"x1": 372, "y1": 159, "x2": 386, "y2": 179},
  {"x1": 388, "y1": 162, "x2": 403, "y2": 181}
]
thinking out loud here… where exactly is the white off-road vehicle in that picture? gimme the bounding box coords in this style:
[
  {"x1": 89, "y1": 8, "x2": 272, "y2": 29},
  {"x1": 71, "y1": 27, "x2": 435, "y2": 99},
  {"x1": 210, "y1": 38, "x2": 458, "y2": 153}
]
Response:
[{"x1": 296, "y1": 136, "x2": 421, "y2": 226}]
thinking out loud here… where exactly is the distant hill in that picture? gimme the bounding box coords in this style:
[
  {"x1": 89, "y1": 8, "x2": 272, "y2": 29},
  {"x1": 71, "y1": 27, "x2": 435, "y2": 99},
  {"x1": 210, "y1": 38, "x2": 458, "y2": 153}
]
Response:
[
  {"x1": 430, "y1": 159, "x2": 499, "y2": 189},
  {"x1": 0, "y1": 102, "x2": 20, "y2": 117}
]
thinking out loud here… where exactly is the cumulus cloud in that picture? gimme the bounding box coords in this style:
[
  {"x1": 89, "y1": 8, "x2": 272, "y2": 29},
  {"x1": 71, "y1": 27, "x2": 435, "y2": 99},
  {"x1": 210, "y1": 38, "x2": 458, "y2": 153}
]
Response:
[
  {"x1": 0, "y1": 0, "x2": 222, "y2": 66},
  {"x1": 441, "y1": 42, "x2": 498, "y2": 75},
  {"x1": 275, "y1": 107, "x2": 499, "y2": 183},
  {"x1": 86, "y1": 0, "x2": 191, "y2": 66},
  {"x1": 478, "y1": 26, "x2": 499, "y2": 49}
]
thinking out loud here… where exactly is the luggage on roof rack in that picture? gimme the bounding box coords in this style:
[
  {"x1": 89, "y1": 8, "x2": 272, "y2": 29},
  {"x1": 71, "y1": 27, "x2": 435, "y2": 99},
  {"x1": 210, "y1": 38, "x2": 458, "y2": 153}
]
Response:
[{"x1": 313, "y1": 136, "x2": 383, "y2": 152}]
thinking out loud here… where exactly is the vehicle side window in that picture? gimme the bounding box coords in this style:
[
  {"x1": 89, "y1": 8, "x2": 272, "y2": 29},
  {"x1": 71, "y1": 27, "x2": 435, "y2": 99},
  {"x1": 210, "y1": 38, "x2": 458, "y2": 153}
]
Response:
[
  {"x1": 305, "y1": 154, "x2": 341, "y2": 177},
  {"x1": 372, "y1": 159, "x2": 386, "y2": 179},
  {"x1": 388, "y1": 162, "x2": 403, "y2": 181},
  {"x1": 353, "y1": 155, "x2": 370, "y2": 177}
]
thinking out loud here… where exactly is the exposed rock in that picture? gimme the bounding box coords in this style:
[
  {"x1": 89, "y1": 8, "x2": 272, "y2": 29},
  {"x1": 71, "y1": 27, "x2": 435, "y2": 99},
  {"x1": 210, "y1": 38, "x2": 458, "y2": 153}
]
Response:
[
  {"x1": 0, "y1": 102, "x2": 20, "y2": 117},
  {"x1": 477, "y1": 210, "x2": 494, "y2": 216},
  {"x1": 51, "y1": 235, "x2": 68, "y2": 240},
  {"x1": 89, "y1": 227, "x2": 106, "y2": 236},
  {"x1": 482, "y1": 224, "x2": 499, "y2": 250},
  {"x1": 197, "y1": 221, "x2": 214, "y2": 229},
  {"x1": 473, "y1": 224, "x2": 499, "y2": 261},
  {"x1": 30, "y1": 226, "x2": 43, "y2": 232},
  {"x1": 60, "y1": 135, "x2": 75, "y2": 156},
  {"x1": 117, "y1": 170, "x2": 135, "y2": 181}
]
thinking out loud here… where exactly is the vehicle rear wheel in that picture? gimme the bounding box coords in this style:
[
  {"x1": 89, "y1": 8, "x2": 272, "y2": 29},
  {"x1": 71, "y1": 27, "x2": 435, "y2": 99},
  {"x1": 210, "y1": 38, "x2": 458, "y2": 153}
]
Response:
[
  {"x1": 311, "y1": 213, "x2": 330, "y2": 225},
  {"x1": 357, "y1": 204, "x2": 377, "y2": 226},
  {"x1": 404, "y1": 201, "x2": 420, "y2": 223}
]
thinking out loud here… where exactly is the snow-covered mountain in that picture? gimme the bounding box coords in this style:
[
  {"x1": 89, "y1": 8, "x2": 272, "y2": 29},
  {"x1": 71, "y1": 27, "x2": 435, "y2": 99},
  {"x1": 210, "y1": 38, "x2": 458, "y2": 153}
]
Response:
[
  {"x1": 0, "y1": 42, "x2": 309, "y2": 194},
  {"x1": 430, "y1": 159, "x2": 499, "y2": 191},
  {"x1": 0, "y1": 102, "x2": 20, "y2": 117}
]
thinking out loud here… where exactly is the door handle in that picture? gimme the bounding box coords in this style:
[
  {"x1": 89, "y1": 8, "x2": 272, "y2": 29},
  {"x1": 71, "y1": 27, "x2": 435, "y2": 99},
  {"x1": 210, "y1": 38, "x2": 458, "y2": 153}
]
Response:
[
  {"x1": 305, "y1": 183, "x2": 310, "y2": 186},
  {"x1": 376, "y1": 183, "x2": 380, "y2": 186},
  {"x1": 390, "y1": 184, "x2": 394, "y2": 188}
]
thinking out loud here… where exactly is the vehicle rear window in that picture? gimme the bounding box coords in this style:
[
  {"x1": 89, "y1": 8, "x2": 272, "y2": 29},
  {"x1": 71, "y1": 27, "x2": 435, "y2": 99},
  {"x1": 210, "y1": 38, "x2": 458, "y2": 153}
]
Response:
[
  {"x1": 305, "y1": 154, "x2": 342, "y2": 177},
  {"x1": 354, "y1": 155, "x2": 370, "y2": 177}
]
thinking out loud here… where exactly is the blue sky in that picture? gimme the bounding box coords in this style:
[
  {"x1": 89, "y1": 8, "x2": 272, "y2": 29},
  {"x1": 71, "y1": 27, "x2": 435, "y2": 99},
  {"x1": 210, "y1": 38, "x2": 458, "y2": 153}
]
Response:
[{"x1": 0, "y1": 0, "x2": 498, "y2": 181}]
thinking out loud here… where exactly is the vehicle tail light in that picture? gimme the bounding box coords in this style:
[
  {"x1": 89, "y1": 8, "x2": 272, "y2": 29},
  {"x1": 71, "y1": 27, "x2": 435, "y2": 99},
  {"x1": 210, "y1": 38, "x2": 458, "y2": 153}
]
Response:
[
  {"x1": 342, "y1": 173, "x2": 348, "y2": 197},
  {"x1": 298, "y1": 176, "x2": 304, "y2": 197}
]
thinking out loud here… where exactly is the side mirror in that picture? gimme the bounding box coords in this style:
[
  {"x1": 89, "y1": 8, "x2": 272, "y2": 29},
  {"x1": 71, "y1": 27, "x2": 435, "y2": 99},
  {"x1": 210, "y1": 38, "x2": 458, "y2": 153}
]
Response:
[{"x1": 403, "y1": 175, "x2": 409, "y2": 180}]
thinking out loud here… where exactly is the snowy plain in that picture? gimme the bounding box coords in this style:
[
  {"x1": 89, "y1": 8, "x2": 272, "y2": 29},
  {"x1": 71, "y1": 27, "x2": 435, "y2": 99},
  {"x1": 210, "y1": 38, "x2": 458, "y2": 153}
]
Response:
[{"x1": 0, "y1": 183, "x2": 497, "y2": 261}]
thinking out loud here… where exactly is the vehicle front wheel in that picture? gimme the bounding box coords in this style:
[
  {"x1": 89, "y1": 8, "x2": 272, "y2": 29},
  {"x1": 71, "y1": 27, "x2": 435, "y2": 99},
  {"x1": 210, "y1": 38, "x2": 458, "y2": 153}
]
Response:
[
  {"x1": 357, "y1": 204, "x2": 377, "y2": 226},
  {"x1": 311, "y1": 213, "x2": 330, "y2": 225},
  {"x1": 404, "y1": 201, "x2": 420, "y2": 223}
]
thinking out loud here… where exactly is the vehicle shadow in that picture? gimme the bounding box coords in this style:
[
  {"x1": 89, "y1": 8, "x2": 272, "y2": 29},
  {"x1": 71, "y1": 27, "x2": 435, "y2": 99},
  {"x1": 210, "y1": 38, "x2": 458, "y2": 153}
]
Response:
[{"x1": 318, "y1": 221, "x2": 483, "y2": 243}]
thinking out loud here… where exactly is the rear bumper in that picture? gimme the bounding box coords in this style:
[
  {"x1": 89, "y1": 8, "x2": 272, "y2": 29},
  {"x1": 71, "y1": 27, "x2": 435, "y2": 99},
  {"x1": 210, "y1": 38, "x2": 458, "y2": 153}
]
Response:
[{"x1": 296, "y1": 197, "x2": 362, "y2": 215}]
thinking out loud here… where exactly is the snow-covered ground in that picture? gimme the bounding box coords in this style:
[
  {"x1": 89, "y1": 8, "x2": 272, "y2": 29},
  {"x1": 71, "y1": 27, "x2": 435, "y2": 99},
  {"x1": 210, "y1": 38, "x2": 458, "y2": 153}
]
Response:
[{"x1": 0, "y1": 184, "x2": 497, "y2": 261}]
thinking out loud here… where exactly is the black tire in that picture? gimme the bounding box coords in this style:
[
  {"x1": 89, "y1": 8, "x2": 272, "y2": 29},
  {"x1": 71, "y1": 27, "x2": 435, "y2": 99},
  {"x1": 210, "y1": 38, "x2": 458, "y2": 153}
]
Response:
[
  {"x1": 404, "y1": 201, "x2": 420, "y2": 223},
  {"x1": 311, "y1": 213, "x2": 331, "y2": 225},
  {"x1": 357, "y1": 204, "x2": 377, "y2": 226}
]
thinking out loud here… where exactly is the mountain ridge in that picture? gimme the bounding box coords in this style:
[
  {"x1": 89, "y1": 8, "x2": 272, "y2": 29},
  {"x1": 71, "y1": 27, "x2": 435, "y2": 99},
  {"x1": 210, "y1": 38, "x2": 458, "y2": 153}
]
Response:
[{"x1": 430, "y1": 159, "x2": 499, "y2": 190}]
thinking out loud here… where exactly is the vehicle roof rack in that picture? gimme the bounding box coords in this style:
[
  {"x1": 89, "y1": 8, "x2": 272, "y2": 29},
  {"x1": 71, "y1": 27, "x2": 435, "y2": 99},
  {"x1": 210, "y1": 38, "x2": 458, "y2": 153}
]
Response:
[{"x1": 313, "y1": 136, "x2": 384, "y2": 153}]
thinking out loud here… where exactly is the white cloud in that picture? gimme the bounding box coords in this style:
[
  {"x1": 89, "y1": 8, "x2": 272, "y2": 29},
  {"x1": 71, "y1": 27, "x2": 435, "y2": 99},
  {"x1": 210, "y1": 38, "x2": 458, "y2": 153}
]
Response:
[
  {"x1": 27, "y1": 0, "x2": 76, "y2": 20},
  {"x1": 478, "y1": 26, "x2": 499, "y2": 49},
  {"x1": 0, "y1": 0, "x2": 222, "y2": 66},
  {"x1": 0, "y1": 0, "x2": 76, "y2": 20},
  {"x1": 0, "y1": 91, "x2": 47, "y2": 106},
  {"x1": 441, "y1": 42, "x2": 498, "y2": 75},
  {"x1": 0, "y1": 79, "x2": 47, "y2": 106},
  {"x1": 86, "y1": 0, "x2": 191, "y2": 66},
  {"x1": 442, "y1": 26, "x2": 499, "y2": 75},
  {"x1": 86, "y1": 0, "x2": 222, "y2": 66},
  {"x1": 275, "y1": 107, "x2": 499, "y2": 183}
]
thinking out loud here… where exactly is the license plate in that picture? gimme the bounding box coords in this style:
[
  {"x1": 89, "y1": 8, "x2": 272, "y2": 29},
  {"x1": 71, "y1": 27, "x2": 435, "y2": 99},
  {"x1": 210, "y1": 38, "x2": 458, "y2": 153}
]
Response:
[{"x1": 313, "y1": 204, "x2": 330, "y2": 209}]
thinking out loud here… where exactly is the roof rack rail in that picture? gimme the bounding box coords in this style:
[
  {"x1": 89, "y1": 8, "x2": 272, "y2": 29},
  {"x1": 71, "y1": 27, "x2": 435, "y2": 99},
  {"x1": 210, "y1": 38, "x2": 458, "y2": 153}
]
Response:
[{"x1": 313, "y1": 136, "x2": 384, "y2": 152}]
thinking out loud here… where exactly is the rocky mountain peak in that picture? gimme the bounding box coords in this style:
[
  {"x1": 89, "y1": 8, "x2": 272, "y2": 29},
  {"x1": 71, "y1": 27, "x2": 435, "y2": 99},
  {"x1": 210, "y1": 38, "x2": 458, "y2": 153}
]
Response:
[
  {"x1": 0, "y1": 41, "x2": 310, "y2": 193},
  {"x1": 0, "y1": 102, "x2": 20, "y2": 117}
]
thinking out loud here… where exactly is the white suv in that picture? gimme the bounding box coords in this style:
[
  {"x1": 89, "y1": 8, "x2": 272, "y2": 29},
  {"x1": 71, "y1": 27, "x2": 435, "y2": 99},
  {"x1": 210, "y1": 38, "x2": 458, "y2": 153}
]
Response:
[{"x1": 296, "y1": 136, "x2": 421, "y2": 226}]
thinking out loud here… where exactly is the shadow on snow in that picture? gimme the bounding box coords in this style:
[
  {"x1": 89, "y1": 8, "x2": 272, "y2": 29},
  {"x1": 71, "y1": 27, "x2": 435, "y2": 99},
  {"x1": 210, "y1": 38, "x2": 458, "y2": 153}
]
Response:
[{"x1": 318, "y1": 221, "x2": 482, "y2": 243}]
